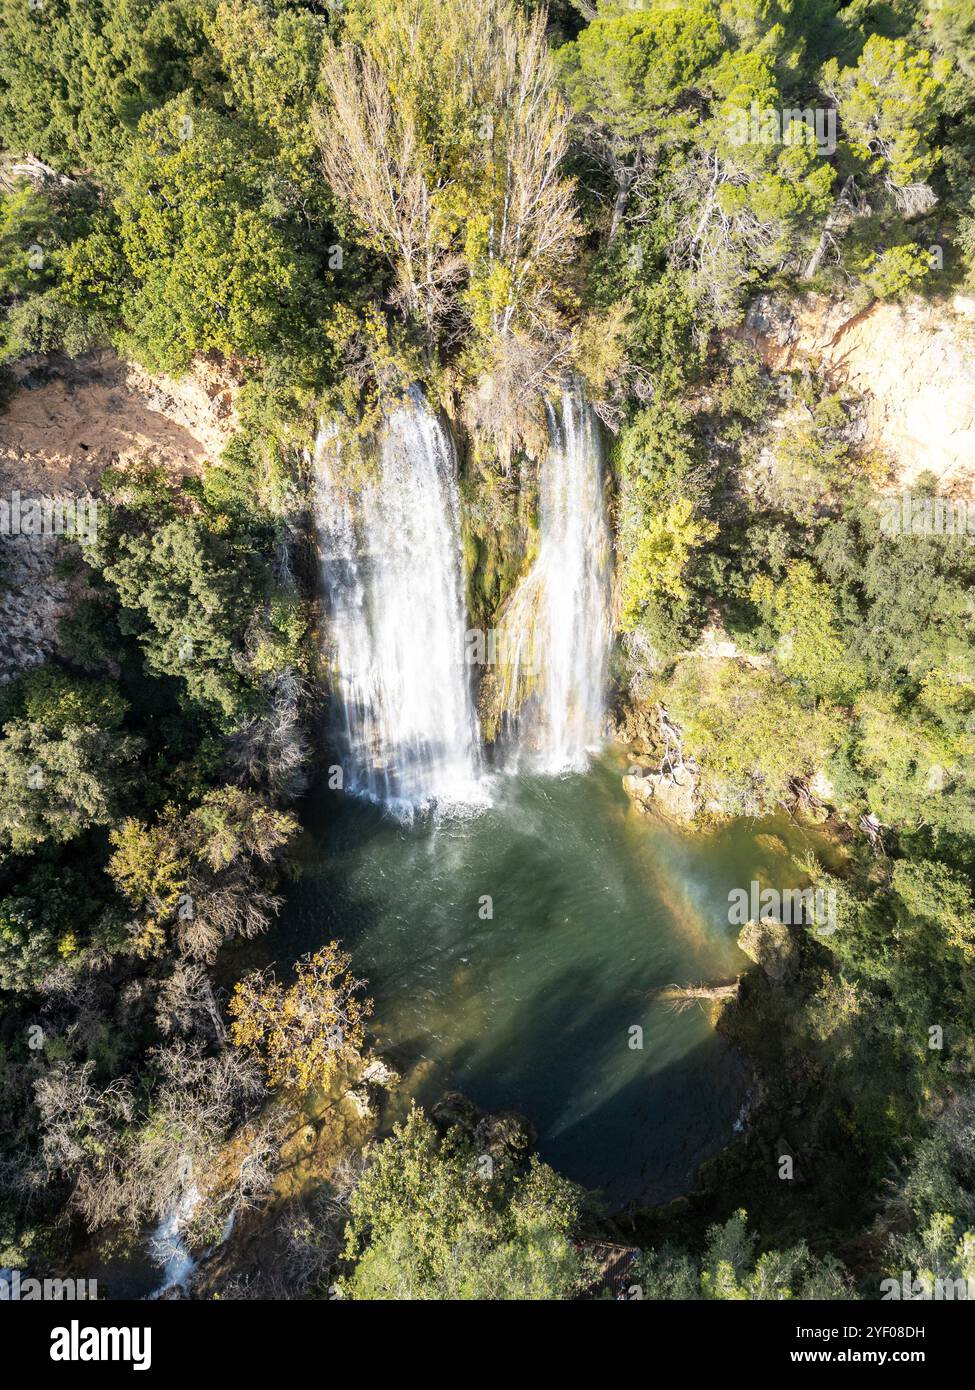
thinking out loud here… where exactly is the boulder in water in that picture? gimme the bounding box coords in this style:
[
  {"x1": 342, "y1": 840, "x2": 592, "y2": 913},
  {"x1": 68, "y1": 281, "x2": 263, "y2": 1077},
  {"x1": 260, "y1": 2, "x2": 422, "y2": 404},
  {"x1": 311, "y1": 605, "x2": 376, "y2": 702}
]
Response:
[
  {"x1": 474, "y1": 1110, "x2": 536, "y2": 1162},
  {"x1": 737, "y1": 919, "x2": 800, "y2": 983},
  {"x1": 361, "y1": 1056, "x2": 400, "y2": 1089},
  {"x1": 430, "y1": 1090, "x2": 482, "y2": 1134},
  {"x1": 430, "y1": 1091, "x2": 536, "y2": 1162},
  {"x1": 623, "y1": 769, "x2": 697, "y2": 823}
]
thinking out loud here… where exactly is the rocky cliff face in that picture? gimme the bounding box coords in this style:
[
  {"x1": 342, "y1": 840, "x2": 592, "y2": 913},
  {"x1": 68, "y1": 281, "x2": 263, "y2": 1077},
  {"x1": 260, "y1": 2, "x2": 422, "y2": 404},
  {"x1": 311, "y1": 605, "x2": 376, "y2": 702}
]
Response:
[
  {"x1": 0, "y1": 351, "x2": 237, "y2": 683},
  {"x1": 0, "y1": 535, "x2": 78, "y2": 684},
  {"x1": 742, "y1": 292, "x2": 975, "y2": 493}
]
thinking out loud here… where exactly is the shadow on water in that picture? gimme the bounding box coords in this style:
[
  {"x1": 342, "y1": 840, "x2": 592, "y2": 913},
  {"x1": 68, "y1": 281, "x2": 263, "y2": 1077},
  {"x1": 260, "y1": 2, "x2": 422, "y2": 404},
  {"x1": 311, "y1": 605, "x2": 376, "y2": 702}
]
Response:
[{"x1": 263, "y1": 752, "x2": 832, "y2": 1207}]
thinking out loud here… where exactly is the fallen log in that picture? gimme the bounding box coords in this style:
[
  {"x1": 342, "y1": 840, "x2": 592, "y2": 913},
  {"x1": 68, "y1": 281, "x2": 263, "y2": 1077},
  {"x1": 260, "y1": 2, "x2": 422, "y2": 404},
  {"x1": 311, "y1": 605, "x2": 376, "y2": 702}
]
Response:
[{"x1": 656, "y1": 979, "x2": 740, "y2": 1013}]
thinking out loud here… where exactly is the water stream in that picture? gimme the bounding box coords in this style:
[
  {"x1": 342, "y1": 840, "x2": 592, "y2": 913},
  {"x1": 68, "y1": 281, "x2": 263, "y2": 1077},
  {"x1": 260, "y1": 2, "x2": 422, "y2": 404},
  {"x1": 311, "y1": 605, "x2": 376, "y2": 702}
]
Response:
[
  {"x1": 303, "y1": 384, "x2": 788, "y2": 1207},
  {"x1": 314, "y1": 392, "x2": 482, "y2": 814},
  {"x1": 498, "y1": 388, "x2": 612, "y2": 770}
]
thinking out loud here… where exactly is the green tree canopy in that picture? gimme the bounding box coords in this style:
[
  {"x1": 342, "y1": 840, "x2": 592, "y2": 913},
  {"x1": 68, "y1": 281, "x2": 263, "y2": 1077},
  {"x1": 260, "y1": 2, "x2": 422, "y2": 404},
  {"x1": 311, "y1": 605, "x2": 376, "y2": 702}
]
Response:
[{"x1": 340, "y1": 1106, "x2": 590, "y2": 1300}]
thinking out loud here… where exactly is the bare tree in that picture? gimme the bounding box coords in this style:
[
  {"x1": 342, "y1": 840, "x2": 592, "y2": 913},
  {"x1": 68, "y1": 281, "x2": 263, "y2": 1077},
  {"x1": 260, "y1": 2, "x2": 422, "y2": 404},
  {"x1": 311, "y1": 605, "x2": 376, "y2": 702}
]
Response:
[
  {"x1": 315, "y1": 0, "x2": 579, "y2": 394},
  {"x1": 135, "y1": 1044, "x2": 263, "y2": 1218},
  {"x1": 178, "y1": 869, "x2": 283, "y2": 963},
  {"x1": 316, "y1": 44, "x2": 465, "y2": 345},
  {"x1": 33, "y1": 1061, "x2": 141, "y2": 1232},
  {"x1": 156, "y1": 959, "x2": 227, "y2": 1043},
  {"x1": 32, "y1": 1046, "x2": 264, "y2": 1235},
  {"x1": 226, "y1": 668, "x2": 311, "y2": 801},
  {"x1": 669, "y1": 144, "x2": 816, "y2": 324},
  {"x1": 471, "y1": 3, "x2": 580, "y2": 343}
]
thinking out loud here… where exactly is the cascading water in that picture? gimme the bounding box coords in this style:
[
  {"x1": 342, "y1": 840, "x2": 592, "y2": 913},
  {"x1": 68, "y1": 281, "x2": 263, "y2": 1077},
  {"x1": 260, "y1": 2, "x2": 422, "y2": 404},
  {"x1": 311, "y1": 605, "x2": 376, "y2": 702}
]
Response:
[
  {"x1": 314, "y1": 391, "x2": 483, "y2": 813},
  {"x1": 498, "y1": 388, "x2": 612, "y2": 772}
]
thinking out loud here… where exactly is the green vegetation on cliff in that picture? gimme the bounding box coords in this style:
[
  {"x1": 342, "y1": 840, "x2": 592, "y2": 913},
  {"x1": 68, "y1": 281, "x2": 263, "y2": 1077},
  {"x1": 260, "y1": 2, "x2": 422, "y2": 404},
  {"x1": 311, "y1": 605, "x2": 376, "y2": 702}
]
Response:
[{"x1": 1, "y1": 0, "x2": 974, "y2": 1304}]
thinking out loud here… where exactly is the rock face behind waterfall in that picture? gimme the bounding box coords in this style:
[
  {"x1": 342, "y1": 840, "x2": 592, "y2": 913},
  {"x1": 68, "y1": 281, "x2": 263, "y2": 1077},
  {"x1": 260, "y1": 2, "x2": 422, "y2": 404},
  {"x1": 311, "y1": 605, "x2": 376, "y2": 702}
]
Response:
[
  {"x1": 495, "y1": 389, "x2": 612, "y2": 771},
  {"x1": 314, "y1": 392, "x2": 482, "y2": 812}
]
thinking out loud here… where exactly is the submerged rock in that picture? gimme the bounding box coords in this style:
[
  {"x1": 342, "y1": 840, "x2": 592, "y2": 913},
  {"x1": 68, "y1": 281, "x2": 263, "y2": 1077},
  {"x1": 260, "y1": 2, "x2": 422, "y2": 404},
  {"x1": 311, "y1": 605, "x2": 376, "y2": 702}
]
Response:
[
  {"x1": 346, "y1": 1086, "x2": 374, "y2": 1119},
  {"x1": 754, "y1": 833, "x2": 789, "y2": 857}
]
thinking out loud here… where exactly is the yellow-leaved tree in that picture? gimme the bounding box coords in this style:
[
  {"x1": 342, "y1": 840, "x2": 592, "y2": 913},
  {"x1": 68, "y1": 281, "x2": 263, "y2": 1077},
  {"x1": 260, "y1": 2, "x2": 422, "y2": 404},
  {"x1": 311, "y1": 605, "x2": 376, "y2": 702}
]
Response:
[{"x1": 229, "y1": 943, "x2": 372, "y2": 1092}]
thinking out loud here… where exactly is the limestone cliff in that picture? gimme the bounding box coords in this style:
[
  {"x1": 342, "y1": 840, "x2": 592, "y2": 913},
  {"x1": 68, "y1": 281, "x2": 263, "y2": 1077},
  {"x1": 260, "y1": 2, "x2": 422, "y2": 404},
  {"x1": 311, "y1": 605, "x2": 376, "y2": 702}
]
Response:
[
  {"x1": 741, "y1": 292, "x2": 975, "y2": 493},
  {"x1": 0, "y1": 351, "x2": 237, "y2": 683}
]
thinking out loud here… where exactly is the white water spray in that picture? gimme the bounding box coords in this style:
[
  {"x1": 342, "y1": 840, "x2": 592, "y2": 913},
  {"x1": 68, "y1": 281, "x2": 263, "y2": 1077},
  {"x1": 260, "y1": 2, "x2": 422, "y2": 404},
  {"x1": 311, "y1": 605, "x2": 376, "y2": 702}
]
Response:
[
  {"x1": 147, "y1": 1185, "x2": 200, "y2": 1298},
  {"x1": 499, "y1": 389, "x2": 612, "y2": 771},
  {"x1": 314, "y1": 391, "x2": 483, "y2": 812}
]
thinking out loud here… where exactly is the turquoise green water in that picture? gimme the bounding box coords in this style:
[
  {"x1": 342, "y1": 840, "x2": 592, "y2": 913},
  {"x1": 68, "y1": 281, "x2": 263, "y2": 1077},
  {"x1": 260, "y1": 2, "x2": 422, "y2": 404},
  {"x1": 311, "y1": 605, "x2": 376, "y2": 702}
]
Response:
[{"x1": 277, "y1": 754, "x2": 823, "y2": 1207}]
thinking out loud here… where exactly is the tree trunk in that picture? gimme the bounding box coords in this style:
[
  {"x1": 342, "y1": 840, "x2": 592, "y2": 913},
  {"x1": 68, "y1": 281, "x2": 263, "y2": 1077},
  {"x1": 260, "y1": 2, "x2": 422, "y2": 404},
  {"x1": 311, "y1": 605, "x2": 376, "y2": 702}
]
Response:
[
  {"x1": 203, "y1": 977, "x2": 228, "y2": 1044},
  {"x1": 607, "y1": 167, "x2": 635, "y2": 247},
  {"x1": 803, "y1": 175, "x2": 854, "y2": 280}
]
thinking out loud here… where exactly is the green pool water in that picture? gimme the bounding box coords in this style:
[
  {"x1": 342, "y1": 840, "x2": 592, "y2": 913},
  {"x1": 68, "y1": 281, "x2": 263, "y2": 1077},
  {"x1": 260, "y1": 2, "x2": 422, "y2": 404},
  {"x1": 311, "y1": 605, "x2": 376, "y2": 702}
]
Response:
[{"x1": 275, "y1": 753, "x2": 825, "y2": 1207}]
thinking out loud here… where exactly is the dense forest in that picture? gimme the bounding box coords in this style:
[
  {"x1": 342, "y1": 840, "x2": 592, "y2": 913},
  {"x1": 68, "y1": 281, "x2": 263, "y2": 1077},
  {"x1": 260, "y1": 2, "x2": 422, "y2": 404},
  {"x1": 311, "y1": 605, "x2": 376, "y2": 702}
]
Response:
[{"x1": 1, "y1": 0, "x2": 975, "y2": 1304}]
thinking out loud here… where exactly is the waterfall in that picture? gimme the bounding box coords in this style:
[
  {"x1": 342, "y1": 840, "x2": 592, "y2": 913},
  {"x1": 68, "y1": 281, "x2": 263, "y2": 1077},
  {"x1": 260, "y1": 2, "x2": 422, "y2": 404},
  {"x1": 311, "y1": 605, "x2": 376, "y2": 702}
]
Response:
[
  {"x1": 498, "y1": 389, "x2": 612, "y2": 772},
  {"x1": 147, "y1": 1186, "x2": 200, "y2": 1298},
  {"x1": 314, "y1": 391, "x2": 483, "y2": 813}
]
